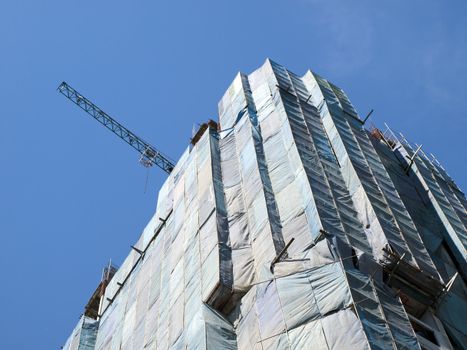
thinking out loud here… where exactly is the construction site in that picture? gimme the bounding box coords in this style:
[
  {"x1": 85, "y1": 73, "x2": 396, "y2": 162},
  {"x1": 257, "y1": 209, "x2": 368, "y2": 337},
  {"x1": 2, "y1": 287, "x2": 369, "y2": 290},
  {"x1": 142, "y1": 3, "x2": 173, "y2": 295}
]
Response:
[{"x1": 61, "y1": 60, "x2": 466, "y2": 350}]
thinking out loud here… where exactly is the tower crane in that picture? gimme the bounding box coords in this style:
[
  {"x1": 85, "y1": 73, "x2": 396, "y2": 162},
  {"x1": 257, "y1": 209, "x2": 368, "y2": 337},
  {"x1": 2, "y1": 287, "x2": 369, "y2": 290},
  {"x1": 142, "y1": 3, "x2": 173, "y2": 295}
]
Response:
[{"x1": 58, "y1": 82, "x2": 175, "y2": 174}]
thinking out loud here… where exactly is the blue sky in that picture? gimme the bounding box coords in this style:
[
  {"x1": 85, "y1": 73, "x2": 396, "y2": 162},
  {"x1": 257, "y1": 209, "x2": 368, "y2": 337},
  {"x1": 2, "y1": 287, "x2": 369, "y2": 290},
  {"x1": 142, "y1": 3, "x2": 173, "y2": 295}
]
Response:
[{"x1": 1, "y1": 1, "x2": 466, "y2": 348}]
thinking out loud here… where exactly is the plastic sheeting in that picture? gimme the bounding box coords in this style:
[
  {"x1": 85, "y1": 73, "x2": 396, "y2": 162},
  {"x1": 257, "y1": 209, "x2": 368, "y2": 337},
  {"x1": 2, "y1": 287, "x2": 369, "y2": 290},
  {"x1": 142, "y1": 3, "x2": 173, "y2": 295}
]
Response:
[
  {"x1": 64, "y1": 59, "x2": 465, "y2": 350},
  {"x1": 396, "y1": 137, "x2": 467, "y2": 263},
  {"x1": 228, "y1": 259, "x2": 366, "y2": 350},
  {"x1": 371, "y1": 132, "x2": 467, "y2": 348},
  {"x1": 63, "y1": 316, "x2": 99, "y2": 350},
  {"x1": 93, "y1": 129, "x2": 236, "y2": 349},
  {"x1": 226, "y1": 238, "x2": 417, "y2": 350}
]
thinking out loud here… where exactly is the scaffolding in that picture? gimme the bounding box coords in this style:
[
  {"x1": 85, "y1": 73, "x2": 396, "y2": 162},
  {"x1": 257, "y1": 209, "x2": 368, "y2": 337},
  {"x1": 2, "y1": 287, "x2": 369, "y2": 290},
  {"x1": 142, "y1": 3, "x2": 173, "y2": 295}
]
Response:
[{"x1": 62, "y1": 60, "x2": 466, "y2": 350}]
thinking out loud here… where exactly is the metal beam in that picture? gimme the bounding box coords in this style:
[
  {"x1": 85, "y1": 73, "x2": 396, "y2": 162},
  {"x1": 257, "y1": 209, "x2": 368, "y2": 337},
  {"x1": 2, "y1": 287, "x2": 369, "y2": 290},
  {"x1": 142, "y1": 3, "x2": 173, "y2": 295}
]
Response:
[{"x1": 58, "y1": 82, "x2": 175, "y2": 174}]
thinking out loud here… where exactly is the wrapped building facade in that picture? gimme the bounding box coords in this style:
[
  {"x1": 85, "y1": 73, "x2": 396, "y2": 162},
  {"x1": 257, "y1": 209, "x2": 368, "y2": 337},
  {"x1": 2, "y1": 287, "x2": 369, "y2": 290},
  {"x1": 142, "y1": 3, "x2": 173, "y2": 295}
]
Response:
[{"x1": 63, "y1": 60, "x2": 466, "y2": 350}]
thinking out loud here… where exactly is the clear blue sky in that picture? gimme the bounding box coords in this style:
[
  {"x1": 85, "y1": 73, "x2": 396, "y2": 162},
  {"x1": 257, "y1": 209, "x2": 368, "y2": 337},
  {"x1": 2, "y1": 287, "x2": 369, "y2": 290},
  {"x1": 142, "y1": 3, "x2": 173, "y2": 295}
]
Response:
[{"x1": 0, "y1": 1, "x2": 466, "y2": 348}]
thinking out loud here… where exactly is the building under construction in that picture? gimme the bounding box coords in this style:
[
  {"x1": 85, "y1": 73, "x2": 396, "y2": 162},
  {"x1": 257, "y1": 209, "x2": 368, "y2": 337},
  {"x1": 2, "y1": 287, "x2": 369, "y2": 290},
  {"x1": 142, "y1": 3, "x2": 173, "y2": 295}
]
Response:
[{"x1": 62, "y1": 60, "x2": 466, "y2": 350}]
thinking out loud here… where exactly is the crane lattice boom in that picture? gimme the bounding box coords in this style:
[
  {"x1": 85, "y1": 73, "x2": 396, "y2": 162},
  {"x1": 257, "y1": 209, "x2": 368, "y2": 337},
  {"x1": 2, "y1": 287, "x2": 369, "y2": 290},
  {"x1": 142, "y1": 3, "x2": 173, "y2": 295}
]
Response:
[{"x1": 58, "y1": 82, "x2": 174, "y2": 174}]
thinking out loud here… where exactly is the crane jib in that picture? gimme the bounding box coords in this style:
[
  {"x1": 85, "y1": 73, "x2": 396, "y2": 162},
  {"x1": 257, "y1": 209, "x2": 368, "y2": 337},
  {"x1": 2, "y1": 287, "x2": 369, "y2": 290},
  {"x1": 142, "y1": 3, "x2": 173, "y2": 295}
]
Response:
[{"x1": 58, "y1": 82, "x2": 174, "y2": 174}]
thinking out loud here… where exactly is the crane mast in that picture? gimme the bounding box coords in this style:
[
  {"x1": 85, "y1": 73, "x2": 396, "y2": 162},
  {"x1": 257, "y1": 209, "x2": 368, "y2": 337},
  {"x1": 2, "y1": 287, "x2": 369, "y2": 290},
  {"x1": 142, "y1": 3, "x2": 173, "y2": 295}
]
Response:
[{"x1": 58, "y1": 82, "x2": 174, "y2": 174}]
